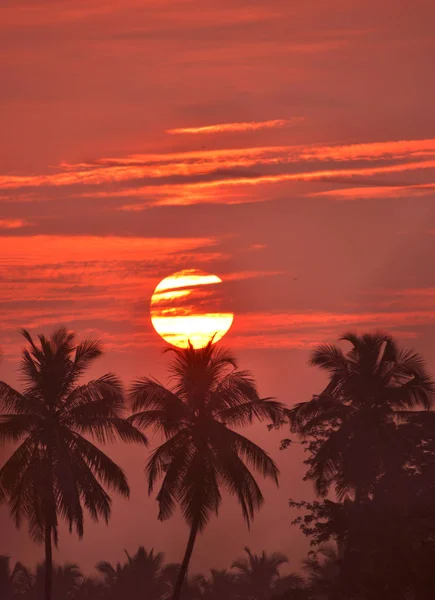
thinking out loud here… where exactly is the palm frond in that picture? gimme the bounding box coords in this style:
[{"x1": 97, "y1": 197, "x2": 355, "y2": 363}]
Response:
[
  {"x1": 128, "y1": 409, "x2": 183, "y2": 437},
  {"x1": 0, "y1": 435, "x2": 38, "y2": 496},
  {"x1": 178, "y1": 447, "x2": 222, "y2": 531},
  {"x1": 66, "y1": 431, "x2": 130, "y2": 498},
  {"x1": 388, "y1": 373, "x2": 435, "y2": 410},
  {"x1": 70, "y1": 339, "x2": 102, "y2": 375},
  {"x1": 52, "y1": 437, "x2": 84, "y2": 537},
  {"x1": 129, "y1": 377, "x2": 188, "y2": 417},
  {"x1": 309, "y1": 344, "x2": 348, "y2": 373},
  {"x1": 212, "y1": 444, "x2": 264, "y2": 527},
  {"x1": 2, "y1": 444, "x2": 54, "y2": 543},
  {"x1": 0, "y1": 414, "x2": 41, "y2": 443},
  {"x1": 212, "y1": 424, "x2": 279, "y2": 484},
  {"x1": 0, "y1": 382, "x2": 44, "y2": 415},
  {"x1": 63, "y1": 442, "x2": 112, "y2": 526},
  {"x1": 216, "y1": 398, "x2": 284, "y2": 427},
  {"x1": 208, "y1": 370, "x2": 259, "y2": 412},
  {"x1": 63, "y1": 374, "x2": 124, "y2": 412},
  {"x1": 146, "y1": 430, "x2": 191, "y2": 495},
  {"x1": 95, "y1": 561, "x2": 117, "y2": 579},
  {"x1": 69, "y1": 414, "x2": 148, "y2": 445},
  {"x1": 154, "y1": 444, "x2": 193, "y2": 521},
  {"x1": 288, "y1": 394, "x2": 347, "y2": 433}
]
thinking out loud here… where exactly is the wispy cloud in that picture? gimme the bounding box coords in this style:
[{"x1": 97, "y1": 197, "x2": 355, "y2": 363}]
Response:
[
  {"x1": 0, "y1": 218, "x2": 30, "y2": 229},
  {"x1": 311, "y1": 183, "x2": 435, "y2": 200},
  {"x1": 0, "y1": 139, "x2": 435, "y2": 217},
  {"x1": 0, "y1": 139, "x2": 435, "y2": 189},
  {"x1": 167, "y1": 118, "x2": 302, "y2": 135},
  {"x1": 0, "y1": 235, "x2": 219, "y2": 265},
  {"x1": 113, "y1": 159, "x2": 435, "y2": 210},
  {"x1": 227, "y1": 308, "x2": 435, "y2": 348}
]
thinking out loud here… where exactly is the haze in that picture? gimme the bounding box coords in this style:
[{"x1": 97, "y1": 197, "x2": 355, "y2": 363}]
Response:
[{"x1": 1, "y1": 0, "x2": 435, "y2": 580}]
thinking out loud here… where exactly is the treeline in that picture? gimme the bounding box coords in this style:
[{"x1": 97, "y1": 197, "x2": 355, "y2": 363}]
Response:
[
  {"x1": 1, "y1": 546, "x2": 317, "y2": 600},
  {"x1": 2, "y1": 329, "x2": 435, "y2": 600}
]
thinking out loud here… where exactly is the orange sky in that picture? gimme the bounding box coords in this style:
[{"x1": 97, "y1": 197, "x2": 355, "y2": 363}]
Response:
[{"x1": 1, "y1": 0, "x2": 435, "y2": 579}]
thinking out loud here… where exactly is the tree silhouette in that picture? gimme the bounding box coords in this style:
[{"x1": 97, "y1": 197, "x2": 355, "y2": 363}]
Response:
[
  {"x1": 74, "y1": 576, "x2": 107, "y2": 600},
  {"x1": 197, "y1": 569, "x2": 240, "y2": 600},
  {"x1": 15, "y1": 562, "x2": 83, "y2": 599},
  {"x1": 301, "y1": 545, "x2": 340, "y2": 599},
  {"x1": 129, "y1": 342, "x2": 284, "y2": 600},
  {"x1": 0, "y1": 327, "x2": 148, "y2": 600},
  {"x1": 272, "y1": 573, "x2": 309, "y2": 600},
  {"x1": 232, "y1": 547, "x2": 289, "y2": 600},
  {"x1": 96, "y1": 547, "x2": 178, "y2": 600},
  {"x1": 287, "y1": 332, "x2": 435, "y2": 502},
  {"x1": 286, "y1": 332, "x2": 435, "y2": 598},
  {"x1": 0, "y1": 555, "x2": 29, "y2": 599}
]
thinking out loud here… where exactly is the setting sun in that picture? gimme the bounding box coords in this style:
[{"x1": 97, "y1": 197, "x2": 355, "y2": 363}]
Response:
[{"x1": 150, "y1": 269, "x2": 234, "y2": 348}]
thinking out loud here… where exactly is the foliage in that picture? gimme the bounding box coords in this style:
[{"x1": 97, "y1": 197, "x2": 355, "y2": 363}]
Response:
[
  {"x1": 232, "y1": 546, "x2": 289, "y2": 600},
  {"x1": 3, "y1": 328, "x2": 435, "y2": 599},
  {"x1": 283, "y1": 332, "x2": 435, "y2": 599},
  {"x1": 96, "y1": 547, "x2": 178, "y2": 600},
  {"x1": 0, "y1": 327, "x2": 147, "y2": 600},
  {"x1": 286, "y1": 331, "x2": 435, "y2": 500},
  {"x1": 0, "y1": 548, "x2": 311, "y2": 600},
  {"x1": 129, "y1": 342, "x2": 285, "y2": 599}
]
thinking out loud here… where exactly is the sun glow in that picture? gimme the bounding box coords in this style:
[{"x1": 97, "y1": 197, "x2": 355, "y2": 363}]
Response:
[{"x1": 150, "y1": 270, "x2": 234, "y2": 348}]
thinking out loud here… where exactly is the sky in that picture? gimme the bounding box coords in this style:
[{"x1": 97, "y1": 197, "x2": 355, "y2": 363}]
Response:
[{"x1": 1, "y1": 0, "x2": 435, "y2": 578}]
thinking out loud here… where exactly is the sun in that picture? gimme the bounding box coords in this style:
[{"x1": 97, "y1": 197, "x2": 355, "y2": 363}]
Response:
[{"x1": 150, "y1": 269, "x2": 234, "y2": 349}]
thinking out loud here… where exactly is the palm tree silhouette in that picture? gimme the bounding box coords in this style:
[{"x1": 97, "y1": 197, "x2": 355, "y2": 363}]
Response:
[
  {"x1": 129, "y1": 342, "x2": 284, "y2": 600},
  {"x1": 97, "y1": 547, "x2": 178, "y2": 600},
  {"x1": 0, "y1": 555, "x2": 28, "y2": 599},
  {"x1": 232, "y1": 547, "x2": 289, "y2": 600},
  {"x1": 272, "y1": 573, "x2": 309, "y2": 600},
  {"x1": 199, "y1": 569, "x2": 240, "y2": 600},
  {"x1": 0, "y1": 327, "x2": 148, "y2": 600},
  {"x1": 18, "y1": 562, "x2": 83, "y2": 599},
  {"x1": 288, "y1": 331, "x2": 435, "y2": 501},
  {"x1": 95, "y1": 558, "x2": 124, "y2": 598},
  {"x1": 74, "y1": 576, "x2": 107, "y2": 600}
]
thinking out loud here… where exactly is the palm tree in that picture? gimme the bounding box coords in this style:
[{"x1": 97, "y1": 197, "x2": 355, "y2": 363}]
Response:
[
  {"x1": 232, "y1": 547, "x2": 289, "y2": 600},
  {"x1": 129, "y1": 342, "x2": 284, "y2": 600},
  {"x1": 124, "y1": 546, "x2": 171, "y2": 599},
  {"x1": 0, "y1": 555, "x2": 29, "y2": 599},
  {"x1": 0, "y1": 327, "x2": 148, "y2": 600},
  {"x1": 199, "y1": 569, "x2": 240, "y2": 600},
  {"x1": 96, "y1": 557, "x2": 124, "y2": 598},
  {"x1": 97, "y1": 546, "x2": 177, "y2": 600},
  {"x1": 74, "y1": 577, "x2": 107, "y2": 600},
  {"x1": 18, "y1": 562, "x2": 83, "y2": 600},
  {"x1": 288, "y1": 331, "x2": 435, "y2": 501},
  {"x1": 272, "y1": 574, "x2": 309, "y2": 600},
  {"x1": 0, "y1": 555, "x2": 14, "y2": 600}
]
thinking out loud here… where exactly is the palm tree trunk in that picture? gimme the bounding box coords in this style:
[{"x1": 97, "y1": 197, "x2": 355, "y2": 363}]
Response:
[
  {"x1": 44, "y1": 524, "x2": 53, "y2": 600},
  {"x1": 171, "y1": 516, "x2": 200, "y2": 600}
]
